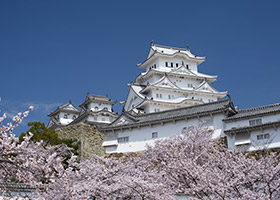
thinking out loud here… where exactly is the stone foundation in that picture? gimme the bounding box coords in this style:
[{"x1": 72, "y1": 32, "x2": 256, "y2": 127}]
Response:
[{"x1": 56, "y1": 123, "x2": 105, "y2": 161}]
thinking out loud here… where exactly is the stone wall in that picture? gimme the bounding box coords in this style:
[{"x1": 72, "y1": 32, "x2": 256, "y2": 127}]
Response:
[{"x1": 56, "y1": 123, "x2": 105, "y2": 161}]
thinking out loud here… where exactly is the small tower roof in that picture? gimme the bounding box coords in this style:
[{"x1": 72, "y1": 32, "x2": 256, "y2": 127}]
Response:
[
  {"x1": 79, "y1": 93, "x2": 117, "y2": 108},
  {"x1": 138, "y1": 43, "x2": 205, "y2": 68},
  {"x1": 48, "y1": 101, "x2": 80, "y2": 117}
]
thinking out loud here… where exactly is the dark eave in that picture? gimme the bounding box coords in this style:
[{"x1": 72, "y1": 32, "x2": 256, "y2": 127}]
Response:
[
  {"x1": 223, "y1": 103, "x2": 280, "y2": 122},
  {"x1": 48, "y1": 108, "x2": 80, "y2": 117},
  {"x1": 48, "y1": 101, "x2": 80, "y2": 117},
  {"x1": 224, "y1": 120, "x2": 280, "y2": 135},
  {"x1": 99, "y1": 98, "x2": 235, "y2": 132},
  {"x1": 79, "y1": 99, "x2": 117, "y2": 108},
  {"x1": 69, "y1": 110, "x2": 119, "y2": 125},
  {"x1": 0, "y1": 183, "x2": 36, "y2": 192}
]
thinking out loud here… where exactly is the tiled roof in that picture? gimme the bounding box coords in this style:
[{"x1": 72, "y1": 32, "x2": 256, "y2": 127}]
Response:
[
  {"x1": 0, "y1": 183, "x2": 35, "y2": 192},
  {"x1": 48, "y1": 101, "x2": 80, "y2": 117},
  {"x1": 223, "y1": 103, "x2": 280, "y2": 122},
  {"x1": 69, "y1": 109, "x2": 118, "y2": 125},
  {"x1": 79, "y1": 94, "x2": 117, "y2": 108},
  {"x1": 47, "y1": 117, "x2": 64, "y2": 129},
  {"x1": 224, "y1": 120, "x2": 280, "y2": 134},
  {"x1": 137, "y1": 43, "x2": 205, "y2": 68},
  {"x1": 99, "y1": 98, "x2": 236, "y2": 131}
]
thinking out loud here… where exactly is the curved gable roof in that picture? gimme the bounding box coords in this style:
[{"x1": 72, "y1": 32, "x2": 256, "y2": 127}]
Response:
[{"x1": 48, "y1": 101, "x2": 80, "y2": 117}]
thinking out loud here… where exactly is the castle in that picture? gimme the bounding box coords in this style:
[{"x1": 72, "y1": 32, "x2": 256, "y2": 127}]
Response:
[{"x1": 48, "y1": 42, "x2": 280, "y2": 153}]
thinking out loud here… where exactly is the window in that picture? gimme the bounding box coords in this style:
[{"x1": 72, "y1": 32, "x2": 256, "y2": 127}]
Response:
[
  {"x1": 57, "y1": 115, "x2": 60, "y2": 120},
  {"x1": 176, "y1": 63, "x2": 179, "y2": 67},
  {"x1": 165, "y1": 62, "x2": 168, "y2": 67},
  {"x1": 257, "y1": 133, "x2": 270, "y2": 140},
  {"x1": 249, "y1": 119, "x2": 262, "y2": 126},
  {"x1": 171, "y1": 62, "x2": 173, "y2": 67},
  {"x1": 95, "y1": 106, "x2": 98, "y2": 110},
  {"x1": 64, "y1": 114, "x2": 68, "y2": 119},
  {"x1": 72, "y1": 115, "x2": 76, "y2": 120},
  {"x1": 154, "y1": 108, "x2": 160, "y2": 112},
  {"x1": 186, "y1": 65, "x2": 189, "y2": 69},
  {"x1": 257, "y1": 134, "x2": 263, "y2": 140},
  {"x1": 154, "y1": 64, "x2": 156, "y2": 68},
  {"x1": 118, "y1": 137, "x2": 129, "y2": 143},
  {"x1": 188, "y1": 83, "x2": 193, "y2": 88},
  {"x1": 156, "y1": 93, "x2": 162, "y2": 98},
  {"x1": 152, "y1": 132, "x2": 158, "y2": 138},
  {"x1": 104, "y1": 107, "x2": 108, "y2": 110},
  {"x1": 182, "y1": 126, "x2": 194, "y2": 133},
  {"x1": 168, "y1": 95, "x2": 171, "y2": 99}
]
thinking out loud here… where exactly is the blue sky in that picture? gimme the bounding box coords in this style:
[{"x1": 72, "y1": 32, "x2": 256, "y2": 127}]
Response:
[{"x1": 1, "y1": 0, "x2": 280, "y2": 135}]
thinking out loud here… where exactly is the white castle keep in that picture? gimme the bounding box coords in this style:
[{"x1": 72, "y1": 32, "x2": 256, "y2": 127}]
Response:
[
  {"x1": 122, "y1": 42, "x2": 227, "y2": 114},
  {"x1": 48, "y1": 42, "x2": 280, "y2": 153}
]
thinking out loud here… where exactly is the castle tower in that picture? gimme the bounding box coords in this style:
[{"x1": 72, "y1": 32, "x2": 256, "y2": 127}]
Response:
[
  {"x1": 47, "y1": 101, "x2": 80, "y2": 129},
  {"x1": 47, "y1": 94, "x2": 119, "y2": 129},
  {"x1": 74, "y1": 93, "x2": 119, "y2": 125},
  {"x1": 122, "y1": 43, "x2": 227, "y2": 113}
]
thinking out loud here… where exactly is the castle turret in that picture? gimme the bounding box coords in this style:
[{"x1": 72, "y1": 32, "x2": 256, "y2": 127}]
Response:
[
  {"x1": 72, "y1": 94, "x2": 118, "y2": 125},
  {"x1": 47, "y1": 101, "x2": 80, "y2": 129},
  {"x1": 123, "y1": 43, "x2": 227, "y2": 113}
]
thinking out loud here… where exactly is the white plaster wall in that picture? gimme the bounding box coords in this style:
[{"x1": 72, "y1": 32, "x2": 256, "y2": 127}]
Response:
[
  {"x1": 226, "y1": 127, "x2": 280, "y2": 151},
  {"x1": 168, "y1": 76, "x2": 200, "y2": 89},
  {"x1": 145, "y1": 58, "x2": 160, "y2": 72},
  {"x1": 147, "y1": 103, "x2": 176, "y2": 113},
  {"x1": 248, "y1": 127, "x2": 280, "y2": 151},
  {"x1": 225, "y1": 114, "x2": 280, "y2": 130},
  {"x1": 86, "y1": 115, "x2": 113, "y2": 123},
  {"x1": 143, "y1": 74, "x2": 162, "y2": 85},
  {"x1": 124, "y1": 88, "x2": 143, "y2": 111},
  {"x1": 104, "y1": 113, "x2": 225, "y2": 153},
  {"x1": 149, "y1": 88, "x2": 218, "y2": 104},
  {"x1": 58, "y1": 112, "x2": 77, "y2": 125},
  {"x1": 156, "y1": 55, "x2": 198, "y2": 72},
  {"x1": 88, "y1": 102, "x2": 112, "y2": 111}
]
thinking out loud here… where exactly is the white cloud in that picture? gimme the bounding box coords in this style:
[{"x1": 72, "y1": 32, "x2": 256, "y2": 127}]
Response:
[{"x1": 0, "y1": 99, "x2": 62, "y2": 120}]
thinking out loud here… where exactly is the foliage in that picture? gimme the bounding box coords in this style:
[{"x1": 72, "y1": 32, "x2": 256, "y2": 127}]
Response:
[
  {"x1": 0, "y1": 106, "x2": 73, "y2": 198},
  {"x1": 143, "y1": 125, "x2": 280, "y2": 199},
  {"x1": 44, "y1": 156, "x2": 172, "y2": 200},
  {"x1": 19, "y1": 121, "x2": 79, "y2": 156}
]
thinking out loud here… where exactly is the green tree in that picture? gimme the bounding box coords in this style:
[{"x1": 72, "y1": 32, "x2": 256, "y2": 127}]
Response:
[{"x1": 19, "y1": 122, "x2": 79, "y2": 156}]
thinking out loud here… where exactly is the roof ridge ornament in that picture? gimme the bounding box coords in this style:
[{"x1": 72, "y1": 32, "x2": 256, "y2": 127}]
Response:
[
  {"x1": 186, "y1": 44, "x2": 190, "y2": 51},
  {"x1": 150, "y1": 40, "x2": 154, "y2": 46},
  {"x1": 227, "y1": 93, "x2": 232, "y2": 100}
]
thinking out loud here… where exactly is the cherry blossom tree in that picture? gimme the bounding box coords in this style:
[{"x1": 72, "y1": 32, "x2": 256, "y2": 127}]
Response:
[
  {"x1": 1, "y1": 105, "x2": 280, "y2": 200},
  {"x1": 143, "y1": 125, "x2": 280, "y2": 200},
  {"x1": 0, "y1": 106, "x2": 171, "y2": 199},
  {"x1": 0, "y1": 106, "x2": 72, "y2": 199},
  {"x1": 44, "y1": 155, "x2": 172, "y2": 200}
]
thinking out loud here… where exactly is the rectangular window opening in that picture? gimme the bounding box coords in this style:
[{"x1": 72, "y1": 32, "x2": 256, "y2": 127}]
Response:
[
  {"x1": 118, "y1": 137, "x2": 129, "y2": 143},
  {"x1": 152, "y1": 132, "x2": 158, "y2": 139},
  {"x1": 249, "y1": 119, "x2": 262, "y2": 126}
]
